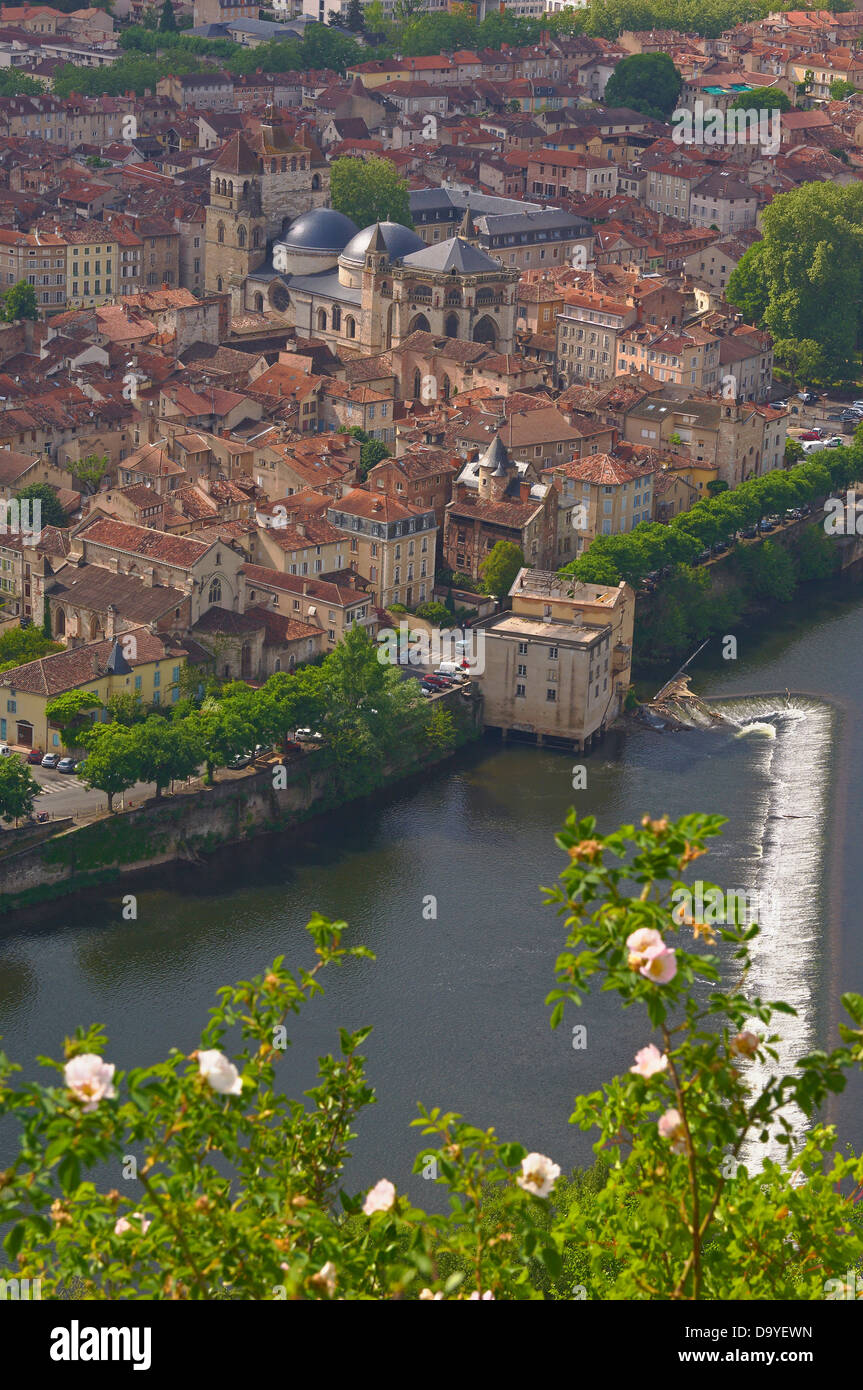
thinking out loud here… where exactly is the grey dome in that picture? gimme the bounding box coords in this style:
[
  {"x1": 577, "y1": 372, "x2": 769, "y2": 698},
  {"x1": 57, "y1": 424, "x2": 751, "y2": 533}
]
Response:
[
  {"x1": 282, "y1": 208, "x2": 359, "y2": 252},
  {"x1": 339, "y1": 220, "x2": 426, "y2": 266}
]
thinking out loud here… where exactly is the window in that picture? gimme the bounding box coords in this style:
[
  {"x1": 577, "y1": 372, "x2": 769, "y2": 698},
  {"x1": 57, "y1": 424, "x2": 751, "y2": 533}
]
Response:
[
  {"x1": 546, "y1": 689, "x2": 557, "y2": 702},
  {"x1": 548, "y1": 646, "x2": 558, "y2": 659},
  {"x1": 134, "y1": 675, "x2": 142, "y2": 691},
  {"x1": 517, "y1": 663, "x2": 527, "y2": 677},
  {"x1": 6, "y1": 699, "x2": 15, "y2": 713},
  {"x1": 208, "y1": 577, "x2": 222, "y2": 604},
  {"x1": 516, "y1": 683, "x2": 526, "y2": 698}
]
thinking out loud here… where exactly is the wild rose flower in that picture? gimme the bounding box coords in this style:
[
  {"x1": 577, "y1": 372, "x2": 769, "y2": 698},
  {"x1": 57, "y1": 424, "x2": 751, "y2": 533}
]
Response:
[
  {"x1": 658, "y1": 1107, "x2": 687, "y2": 1154},
  {"x1": 114, "y1": 1212, "x2": 151, "y2": 1236},
  {"x1": 198, "y1": 1049, "x2": 243, "y2": 1096},
  {"x1": 311, "y1": 1261, "x2": 336, "y2": 1296},
  {"x1": 64, "y1": 1054, "x2": 116, "y2": 1113},
  {"x1": 468, "y1": 1290, "x2": 495, "y2": 1299},
  {"x1": 517, "y1": 1152, "x2": 561, "y2": 1199},
  {"x1": 630, "y1": 1044, "x2": 668, "y2": 1079},
  {"x1": 729, "y1": 1030, "x2": 760, "y2": 1058},
  {"x1": 363, "y1": 1178, "x2": 396, "y2": 1216},
  {"x1": 626, "y1": 927, "x2": 664, "y2": 954},
  {"x1": 639, "y1": 943, "x2": 677, "y2": 984},
  {"x1": 419, "y1": 1288, "x2": 444, "y2": 1300}
]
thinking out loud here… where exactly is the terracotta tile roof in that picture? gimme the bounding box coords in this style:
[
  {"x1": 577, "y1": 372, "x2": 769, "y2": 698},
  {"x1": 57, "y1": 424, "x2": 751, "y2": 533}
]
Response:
[
  {"x1": 0, "y1": 627, "x2": 183, "y2": 697},
  {"x1": 77, "y1": 516, "x2": 213, "y2": 567}
]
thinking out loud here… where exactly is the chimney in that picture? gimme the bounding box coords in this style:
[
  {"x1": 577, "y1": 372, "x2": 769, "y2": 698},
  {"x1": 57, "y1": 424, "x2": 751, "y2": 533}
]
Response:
[{"x1": 302, "y1": 581, "x2": 310, "y2": 595}]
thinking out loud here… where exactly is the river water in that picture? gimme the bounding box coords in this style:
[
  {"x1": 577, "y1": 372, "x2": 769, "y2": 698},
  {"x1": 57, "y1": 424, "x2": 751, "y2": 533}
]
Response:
[{"x1": 1, "y1": 572, "x2": 861, "y2": 1202}]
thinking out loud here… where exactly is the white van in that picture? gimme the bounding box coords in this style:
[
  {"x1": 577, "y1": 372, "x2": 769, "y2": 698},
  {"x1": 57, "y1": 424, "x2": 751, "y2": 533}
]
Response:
[
  {"x1": 436, "y1": 662, "x2": 468, "y2": 681},
  {"x1": 800, "y1": 438, "x2": 825, "y2": 454}
]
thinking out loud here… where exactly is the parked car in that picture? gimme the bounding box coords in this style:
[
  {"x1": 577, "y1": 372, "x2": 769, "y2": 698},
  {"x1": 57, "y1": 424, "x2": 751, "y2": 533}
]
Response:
[
  {"x1": 798, "y1": 390, "x2": 818, "y2": 404},
  {"x1": 772, "y1": 399, "x2": 789, "y2": 410},
  {"x1": 740, "y1": 525, "x2": 759, "y2": 539},
  {"x1": 420, "y1": 683, "x2": 436, "y2": 697},
  {"x1": 422, "y1": 675, "x2": 450, "y2": 690},
  {"x1": 758, "y1": 518, "x2": 776, "y2": 532},
  {"x1": 41, "y1": 753, "x2": 59, "y2": 769},
  {"x1": 435, "y1": 662, "x2": 467, "y2": 681},
  {"x1": 27, "y1": 747, "x2": 44, "y2": 764},
  {"x1": 824, "y1": 436, "x2": 844, "y2": 448},
  {"x1": 697, "y1": 548, "x2": 712, "y2": 563},
  {"x1": 227, "y1": 751, "x2": 252, "y2": 770},
  {"x1": 294, "y1": 728, "x2": 323, "y2": 741},
  {"x1": 785, "y1": 508, "x2": 802, "y2": 521},
  {"x1": 797, "y1": 430, "x2": 821, "y2": 441},
  {"x1": 851, "y1": 401, "x2": 863, "y2": 411},
  {"x1": 57, "y1": 757, "x2": 76, "y2": 774},
  {"x1": 839, "y1": 409, "x2": 862, "y2": 422}
]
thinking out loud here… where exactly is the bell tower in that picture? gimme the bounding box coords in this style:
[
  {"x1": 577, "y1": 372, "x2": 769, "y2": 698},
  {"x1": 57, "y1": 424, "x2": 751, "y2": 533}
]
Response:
[{"x1": 205, "y1": 133, "x2": 267, "y2": 314}]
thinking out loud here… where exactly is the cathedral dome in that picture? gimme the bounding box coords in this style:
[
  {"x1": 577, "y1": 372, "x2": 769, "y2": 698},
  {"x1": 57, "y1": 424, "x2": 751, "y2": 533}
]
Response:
[
  {"x1": 339, "y1": 221, "x2": 426, "y2": 267},
  {"x1": 282, "y1": 208, "x2": 359, "y2": 252}
]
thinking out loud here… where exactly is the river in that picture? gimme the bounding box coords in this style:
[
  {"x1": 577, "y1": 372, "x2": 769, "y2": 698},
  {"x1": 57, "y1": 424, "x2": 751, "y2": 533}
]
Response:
[{"x1": 1, "y1": 571, "x2": 861, "y2": 1202}]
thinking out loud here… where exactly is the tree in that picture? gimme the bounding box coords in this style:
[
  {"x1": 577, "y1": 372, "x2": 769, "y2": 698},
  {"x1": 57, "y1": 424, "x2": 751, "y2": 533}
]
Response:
[
  {"x1": 0, "y1": 756, "x2": 37, "y2": 826},
  {"x1": 78, "y1": 722, "x2": 139, "y2": 812},
  {"x1": 603, "y1": 52, "x2": 682, "y2": 121},
  {"x1": 727, "y1": 181, "x2": 863, "y2": 384},
  {"x1": 0, "y1": 280, "x2": 38, "y2": 322},
  {"x1": 730, "y1": 85, "x2": 790, "y2": 113},
  {"x1": 128, "y1": 716, "x2": 200, "y2": 798},
  {"x1": 344, "y1": 0, "x2": 364, "y2": 30},
  {"x1": 186, "y1": 695, "x2": 257, "y2": 783},
  {"x1": 359, "y1": 439, "x2": 391, "y2": 479},
  {"x1": 773, "y1": 337, "x2": 828, "y2": 389},
  {"x1": 68, "y1": 453, "x2": 110, "y2": 497},
  {"x1": 256, "y1": 666, "x2": 328, "y2": 756},
  {"x1": 44, "y1": 692, "x2": 101, "y2": 750},
  {"x1": 106, "y1": 691, "x2": 147, "y2": 726},
  {"x1": 14, "y1": 483, "x2": 66, "y2": 530},
  {"x1": 330, "y1": 156, "x2": 412, "y2": 230},
  {"x1": 480, "y1": 541, "x2": 525, "y2": 603},
  {"x1": 785, "y1": 438, "x2": 804, "y2": 467},
  {"x1": 364, "y1": 0, "x2": 388, "y2": 35},
  {"x1": 158, "y1": 0, "x2": 177, "y2": 31},
  {"x1": 0, "y1": 625, "x2": 61, "y2": 666},
  {"x1": 830, "y1": 79, "x2": 856, "y2": 100},
  {"x1": 413, "y1": 601, "x2": 451, "y2": 626}
]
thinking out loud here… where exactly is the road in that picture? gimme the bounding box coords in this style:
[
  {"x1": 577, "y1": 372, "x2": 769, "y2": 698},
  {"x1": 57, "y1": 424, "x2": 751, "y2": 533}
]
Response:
[{"x1": 26, "y1": 763, "x2": 159, "y2": 817}]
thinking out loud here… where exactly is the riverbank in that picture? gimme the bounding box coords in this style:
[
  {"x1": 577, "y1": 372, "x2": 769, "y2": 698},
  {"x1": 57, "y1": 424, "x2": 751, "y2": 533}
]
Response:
[{"x1": 0, "y1": 686, "x2": 483, "y2": 914}]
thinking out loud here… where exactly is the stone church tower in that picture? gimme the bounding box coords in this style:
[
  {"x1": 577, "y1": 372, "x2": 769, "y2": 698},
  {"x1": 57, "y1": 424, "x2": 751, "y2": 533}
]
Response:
[{"x1": 205, "y1": 134, "x2": 267, "y2": 314}]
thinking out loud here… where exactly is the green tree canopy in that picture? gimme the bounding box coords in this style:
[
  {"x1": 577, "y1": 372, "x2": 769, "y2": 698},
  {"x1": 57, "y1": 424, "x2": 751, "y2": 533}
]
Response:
[
  {"x1": 78, "y1": 722, "x2": 139, "y2": 812},
  {"x1": 0, "y1": 280, "x2": 38, "y2": 322},
  {"x1": 67, "y1": 453, "x2": 110, "y2": 497},
  {"x1": 727, "y1": 181, "x2": 863, "y2": 383},
  {"x1": 44, "y1": 692, "x2": 101, "y2": 750},
  {"x1": 158, "y1": 0, "x2": 177, "y2": 31},
  {"x1": 330, "y1": 156, "x2": 412, "y2": 230},
  {"x1": 14, "y1": 482, "x2": 67, "y2": 530},
  {"x1": 480, "y1": 541, "x2": 525, "y2": 603},
  {"x1": 128, "y1": 715, "x2": 200, "y2": 798},
  {"x1": 603, "y1": 52, "x2": 682, "y2": 120},
  {"x1": 0, "y1": 755, "x2": 38, "y2": 825},
  {"x1": 730, "y1": 85, "x2": 790, "y2": 112}
]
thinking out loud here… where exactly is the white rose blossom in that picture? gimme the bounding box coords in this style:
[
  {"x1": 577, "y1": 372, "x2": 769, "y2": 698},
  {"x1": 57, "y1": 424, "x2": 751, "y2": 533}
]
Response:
[
  {"x1": 197, "y1": 1049, "x2": 243, "y2": 1096},
  {"x1": 64, "y1": 1054, "x2": 116, "y2": 1113},
  {"x1": 516, "y1": 1152, "x2": 561, "y2": 1199}
]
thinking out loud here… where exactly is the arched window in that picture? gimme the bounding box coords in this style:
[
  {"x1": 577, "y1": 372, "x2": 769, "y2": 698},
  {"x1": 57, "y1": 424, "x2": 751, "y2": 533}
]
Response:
[
  {"x1": 252, "y1": 227, "x2": 260, "y2": 248},
  {"x1": 281, "y1": 157, "x2": 287, "y2": 172},
  {"x1": 237, "y1": 225, "x2": 246, "y2": 248},
  {"x1": 316, "y1": 308, "x2": 327, "y2": 330},
  {"x1": 254, "y1": 292, "x2": 263, "y2": 312},
  {"x1": 217, "y1": 276, "x2": 223, "y2": 292},
  {"x1": 442, "y1": 374, "x2": 451, "y2": 401},
  {"x1": 217, "y1": 221, "x2": 225, "y2": 244},
  {"x1": 312, "y1": 173, "x2": 320, "y2": 190},
  {"x1": 331, "y1": 306, "x2": 341, "y2": 331},
  {"x1": 227, "y1": 181, "x2": 233, "y2": 198},
  {"x1": 243, "y1": 181, "x2": 249, "y2": 196},
  {"x1": 270, "y1": 159, "x2": 277, "y2": 173},
  {"x1": 208, "y1": 578, "x2": 222, "y2": 605},
  {"x1": 345, "y1": 316, "x2": 356, "y2": 339},
  {"x1": 413, "y1": 369, "x2": 421, "y2": 399},
  {"x1": 300, "y1": 157, "x2": 305, "y2": 170},
  {"x1": 291, "y1": 157, "x2": 297, "y2": 172}
]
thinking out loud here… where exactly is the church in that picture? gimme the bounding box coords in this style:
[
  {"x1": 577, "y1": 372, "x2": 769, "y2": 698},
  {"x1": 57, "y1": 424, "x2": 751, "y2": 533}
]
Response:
[{"x1": 205, "y1": 131, "x2": 520, "y2": 355}]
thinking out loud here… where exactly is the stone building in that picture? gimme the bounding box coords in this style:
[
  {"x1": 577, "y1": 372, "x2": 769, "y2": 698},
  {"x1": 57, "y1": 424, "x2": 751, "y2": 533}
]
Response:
[
  {"x1": 473, "y1": 568, "x2": 635, "y2": 750},
  {"x1": 205, "y1": 128, "x2": 329, "y2": 312},
  {"x1": 259, "y1": 208, "x2": 519, "y2": 355}
]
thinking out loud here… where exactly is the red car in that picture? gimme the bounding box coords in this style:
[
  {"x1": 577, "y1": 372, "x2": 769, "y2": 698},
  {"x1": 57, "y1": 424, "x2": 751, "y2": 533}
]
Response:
[
  {"x1": 797, "y1": 430, "x2": 821, "y2": 441},
  {"x1": 27, "y1": 747, "x2": 44, "y2": 764}
]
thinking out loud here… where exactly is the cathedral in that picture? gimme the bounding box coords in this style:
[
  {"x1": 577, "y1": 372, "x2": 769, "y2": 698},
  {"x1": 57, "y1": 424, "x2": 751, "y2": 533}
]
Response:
[
  {"x1": 205, "y1": 127, "x2": 519, "y2": 354},
  {"x1": 252, "y1": 204, "x2": 520, "y2": 356}
]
